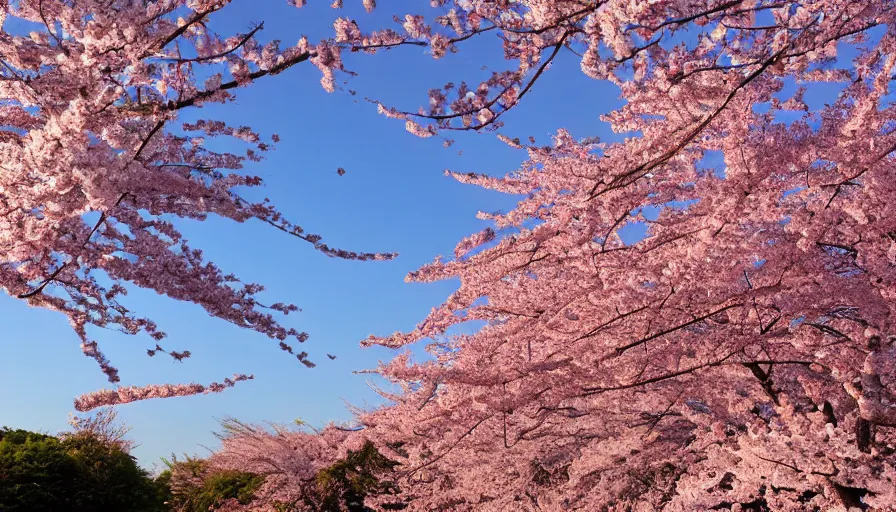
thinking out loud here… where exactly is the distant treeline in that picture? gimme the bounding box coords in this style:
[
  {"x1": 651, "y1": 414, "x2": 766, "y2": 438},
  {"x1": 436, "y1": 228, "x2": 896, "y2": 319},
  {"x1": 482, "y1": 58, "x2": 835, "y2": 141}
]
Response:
[{"x1": 0, "y1": 423, "x2": 403, "y2": 512}]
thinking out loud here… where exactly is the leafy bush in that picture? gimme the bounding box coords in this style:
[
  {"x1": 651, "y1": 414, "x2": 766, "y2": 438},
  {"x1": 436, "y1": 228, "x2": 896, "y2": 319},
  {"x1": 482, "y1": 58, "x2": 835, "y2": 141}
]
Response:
[
  {"x1": 0, "y1": 427, "x2": 163, "y2": 512},
  {"x1": 316, "y1": 441, "x2": 403, "y2": 511},
  {"x1": 162, "y1": 456, "x2": 264, "y2": 512}
]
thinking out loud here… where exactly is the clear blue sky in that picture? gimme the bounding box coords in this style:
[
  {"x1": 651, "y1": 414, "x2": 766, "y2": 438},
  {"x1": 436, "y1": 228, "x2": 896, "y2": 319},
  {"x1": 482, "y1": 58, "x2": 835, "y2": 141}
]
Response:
[{"x1": 1, "y1": 0, "x2": 624, "y2": 470}]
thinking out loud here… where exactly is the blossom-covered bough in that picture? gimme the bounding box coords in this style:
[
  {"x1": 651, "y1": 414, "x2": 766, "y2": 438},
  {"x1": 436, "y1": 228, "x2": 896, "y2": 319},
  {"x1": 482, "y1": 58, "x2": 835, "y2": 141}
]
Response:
[{"x1": 0, "y1": 0, "x2": 397, "y2": 411}]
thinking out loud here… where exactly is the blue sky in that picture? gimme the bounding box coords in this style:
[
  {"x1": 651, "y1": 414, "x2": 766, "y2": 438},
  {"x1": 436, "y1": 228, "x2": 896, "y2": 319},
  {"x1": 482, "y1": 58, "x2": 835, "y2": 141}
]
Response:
[{"x1": 1, "y1": 0, "x2": 624, "y2": 470}]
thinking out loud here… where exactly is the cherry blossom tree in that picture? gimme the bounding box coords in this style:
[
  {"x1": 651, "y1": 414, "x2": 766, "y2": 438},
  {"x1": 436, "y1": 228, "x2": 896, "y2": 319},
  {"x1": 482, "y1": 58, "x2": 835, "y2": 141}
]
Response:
[
  {"x1": 197, "y1": 0, "x2": 896, "y2": 507},
  {"x1": 196, "y1": 418, "x2": 405, "y2": 511},
  {"x1": 178, "y1": 0, "x2": 896, "y2": 510},
  {"x1": 0, "y1": 0, "x2": 397, "y2": 411},
  {"x1": 346, "y1": 0, "x2": 896, "y2": 509},
  {"x1": 209, "y1": 0, "x2": 896, "y2": 507}
]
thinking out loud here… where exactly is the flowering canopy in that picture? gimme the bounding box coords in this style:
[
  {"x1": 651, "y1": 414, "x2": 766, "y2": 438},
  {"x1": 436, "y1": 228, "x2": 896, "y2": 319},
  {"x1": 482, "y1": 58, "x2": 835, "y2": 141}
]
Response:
[
  {"x1": 7, "y1": 0, "x2": 896, "y2": 509},
  {"x1": 351, "y1": 0, "x2": 896, "y2": 509},
  {"x1": 215, "y1": 0, "x2": 896, "y2": 510}
]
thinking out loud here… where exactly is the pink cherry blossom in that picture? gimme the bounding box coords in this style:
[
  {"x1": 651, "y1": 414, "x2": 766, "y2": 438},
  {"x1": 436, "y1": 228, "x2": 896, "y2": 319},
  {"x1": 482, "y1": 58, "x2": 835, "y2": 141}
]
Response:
[
  {"x1": 348, "y1": 1, "x2": 896, "y2": 509},
  {"x1": 0, "y1": 0, "x2": 395, "y2": 410}
]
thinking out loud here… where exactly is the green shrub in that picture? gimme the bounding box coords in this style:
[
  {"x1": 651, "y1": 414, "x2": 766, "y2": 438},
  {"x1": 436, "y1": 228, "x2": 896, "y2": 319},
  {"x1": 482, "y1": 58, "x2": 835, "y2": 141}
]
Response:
[
  {"x1": 0, "y1": 427, "x2": 163, "y2": 512},
  {"x1": 316, "y1": 441, "x2": 404, "y2": 512},
  {"x1": 163, "y1": 457, "x2": 264, "y2": 512}
]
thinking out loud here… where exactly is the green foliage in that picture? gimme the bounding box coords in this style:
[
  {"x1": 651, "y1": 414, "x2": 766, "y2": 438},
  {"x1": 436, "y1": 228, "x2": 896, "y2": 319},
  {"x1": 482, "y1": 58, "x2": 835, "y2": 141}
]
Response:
[
  {"x1": 153, "y1": 469, "x2": 175, "y2": 509},
  {"x1": 204, "y1": 471, "x2": 265, "y2": 507},
  {"x1": 0, "y1": 428, "x2": 79, "y2": 511},
  {"x1": 163, "y1": 457, "x2": 264, "y2": 512},
  {"x1": 0, "y1": 427, "x2": 164, "y2": 512},
  {"x1": 315, "y1": 441, "x2": 404, "y2": 512},
  {"x1": 64, "y1": 432, "x2": 161, "y2": 510}
]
